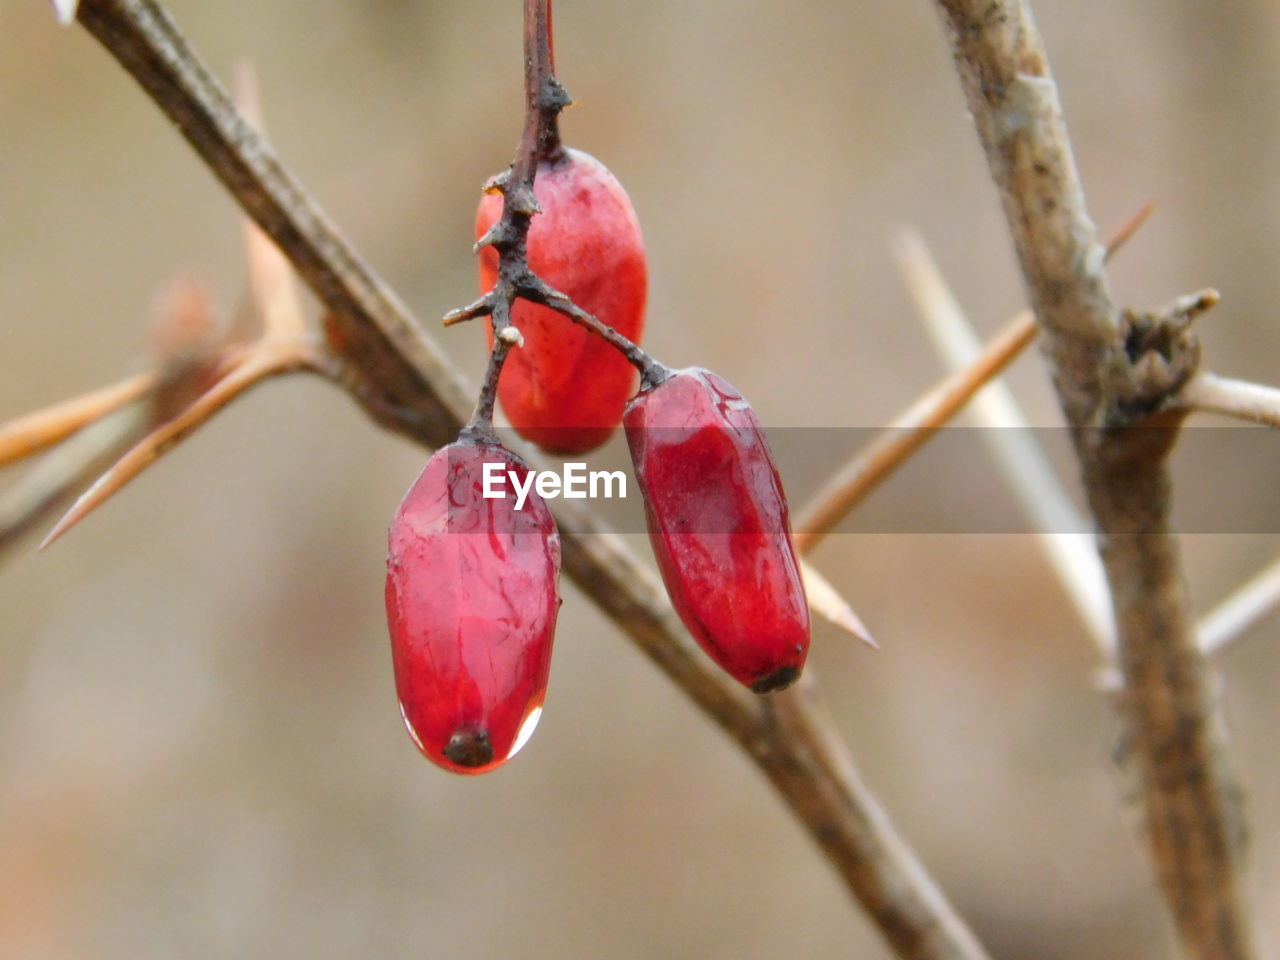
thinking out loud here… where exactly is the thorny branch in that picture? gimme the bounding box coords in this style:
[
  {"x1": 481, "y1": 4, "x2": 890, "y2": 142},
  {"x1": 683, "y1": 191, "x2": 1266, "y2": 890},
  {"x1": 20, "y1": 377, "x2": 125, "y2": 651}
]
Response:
[
  {"x1": 453, "y1": 0, "x2": 564, "y2": 440},
  {"x1": 66, "y1": 1, "x2": 988, "y2": 956},
  {"x1": 793, "y1": 205, "x2": 1151, "y2": 561},
  {"x1": 931, "y1": 1, "x2": 1253, "y2": 956},
  {"x1": 442, "y1": 0, "x2": 666, "y2": 391}
]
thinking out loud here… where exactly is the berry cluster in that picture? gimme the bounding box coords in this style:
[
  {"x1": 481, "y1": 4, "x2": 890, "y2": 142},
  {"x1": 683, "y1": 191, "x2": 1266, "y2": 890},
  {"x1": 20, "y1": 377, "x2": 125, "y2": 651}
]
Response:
[
  {"x1": 386, "y1": 152, "x2": 809, "y2": 774},
  {"x1": 384, "y1": 1, "x2": 808, "y2": 775}
]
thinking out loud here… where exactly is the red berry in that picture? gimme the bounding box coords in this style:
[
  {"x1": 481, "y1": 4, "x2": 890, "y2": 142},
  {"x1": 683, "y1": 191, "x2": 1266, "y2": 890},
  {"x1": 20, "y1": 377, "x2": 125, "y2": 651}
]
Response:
[
  {"x1": 385, "y1": 438, "x2": 560, "y2": 774},
  {"x1": 477, "y1": 147, "x2": 647, "y2": 454},
  {"x1": 624, "y1": 368, "x2": 810, "y2": 692}
]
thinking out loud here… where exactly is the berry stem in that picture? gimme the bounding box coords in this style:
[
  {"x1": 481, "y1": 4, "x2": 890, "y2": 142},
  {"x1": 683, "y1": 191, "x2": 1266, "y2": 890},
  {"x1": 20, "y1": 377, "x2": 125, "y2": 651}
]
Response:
[
  {"x1": 524, "y1": 277, "x2": 671, "y2": 389},
  {"x1": 456, "y1": 0, "x2": 563, "y2": 437},
  {"x1": 450, "y1": 0, "x2": 668, "y2": 433}
]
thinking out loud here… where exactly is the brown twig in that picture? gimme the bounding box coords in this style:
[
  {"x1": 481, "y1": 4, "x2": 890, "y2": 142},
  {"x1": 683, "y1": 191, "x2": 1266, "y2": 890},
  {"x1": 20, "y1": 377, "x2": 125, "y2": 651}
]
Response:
[
  {"x1": 931, "y1": 1, "x2": 1253, "y2": 956},
  {"x1": 793, "y1": 311, "x2": 1035, "y2": 555},
  {"x1": 70, "y1": 1, "x2": 989, "y2": 956}
]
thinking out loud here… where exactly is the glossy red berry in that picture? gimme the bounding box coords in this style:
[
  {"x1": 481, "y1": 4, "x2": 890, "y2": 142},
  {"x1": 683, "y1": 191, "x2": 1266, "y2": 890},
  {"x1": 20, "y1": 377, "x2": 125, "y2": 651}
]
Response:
[
  {"x1": 477, "y1": 147, "x2": 647, "y2": 454},
  {"x1": 624, "y1": 368, "x2": 810, "y2": 692},
  {"x1": 385, "y1": 437, "x2": 560, "y2": 774}
]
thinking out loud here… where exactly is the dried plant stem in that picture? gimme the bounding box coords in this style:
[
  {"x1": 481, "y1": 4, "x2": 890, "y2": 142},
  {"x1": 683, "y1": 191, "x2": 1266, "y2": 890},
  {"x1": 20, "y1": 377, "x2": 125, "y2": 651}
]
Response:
[
  {"x1": 72, "y1": 1, "x2": 989, "y2": 956},
  {"x1": 931, "y1": 1, "x2": 1253, "y2": 956}
]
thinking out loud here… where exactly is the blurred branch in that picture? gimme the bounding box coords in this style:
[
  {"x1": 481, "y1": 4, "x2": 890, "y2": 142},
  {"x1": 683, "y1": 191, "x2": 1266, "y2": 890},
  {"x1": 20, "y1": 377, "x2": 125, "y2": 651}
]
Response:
[
  {"x1": 893, "y1": 230, "x2": 1113, "y2": 656},
  {"x1": 1, "y1": 277, "x2": 228, "y2": 553},
  {"x1": 0, "y1": 403, "x2": 146, "y2": 553},
  {"x1": 39, "y1": 338, "x2": 325, "y2": 549},
  {"x1": 1198, "y1": 555, "x2": 1280, "y2": 658},
  {"x1": 69, "y1": 1, "x2": 989, "y2": 956},
  {"x1": 931, "y1": 1, "x2": 1254, "y2": 957},
  {"x1": 1178, "y1": 372, "x2": 1280, "y2": 429},
  {"x1": 792, "y1": 309, "x2": 1034, "y2": 555},
  {"x1": 793, "y1": 207, "x2": 1150, "y2": 568}
]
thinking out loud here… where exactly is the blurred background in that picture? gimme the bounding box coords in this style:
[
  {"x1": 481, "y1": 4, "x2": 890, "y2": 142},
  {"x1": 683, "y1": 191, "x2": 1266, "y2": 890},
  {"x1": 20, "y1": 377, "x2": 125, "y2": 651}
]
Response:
[{"x1": 3, "y1": 1, "x2": 1279, "y2": 957}]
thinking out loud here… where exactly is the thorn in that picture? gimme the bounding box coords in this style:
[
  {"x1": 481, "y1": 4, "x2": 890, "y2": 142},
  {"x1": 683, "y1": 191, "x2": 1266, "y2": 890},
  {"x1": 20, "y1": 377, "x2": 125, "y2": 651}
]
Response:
[
  {"x1": 442, "y1": 297, "x2": 493, "y2": 327},
  {"x1": 0, "y1": 373, "x2": 156, "y2": 469},
  {"x1": 483, "y1": 170, "x2": 511, "y2": 195},
  {"x1": 232, "y1": 61, "x2": 265, "y2": 132},
  {"x1": 0, "y1": 402, "x2": 148, "y2": 554},
  {"x1": 473, "y1": 222, "x2": 505, "y2": 254},
  {"x1": 1102, "y1": 202, "x2": 1156, "y2": 260},
  {"x1": 148, "y1": 276, "x2": 218, "y2": 370},
  {"x1": 1167, "y1": 288, "x2": 1220, "y2": 330},
  {"x1": 506, "y1": 186, "x2": 540, "y2": 218},
  {"x1": 232, "y1": 64, "x2": 307, "y2": 340},
  {"x1": 39, "y1": 345, "x2": 300, "y2": 550},
  {"x1": 798, "y1": 557, "x2": 878, "y2": 649}
]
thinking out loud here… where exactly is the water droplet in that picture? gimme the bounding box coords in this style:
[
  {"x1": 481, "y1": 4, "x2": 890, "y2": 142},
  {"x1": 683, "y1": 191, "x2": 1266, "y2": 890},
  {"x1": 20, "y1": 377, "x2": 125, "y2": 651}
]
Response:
[{"x1": 507, "y1": 706, "x2": 543, "y2": 759}]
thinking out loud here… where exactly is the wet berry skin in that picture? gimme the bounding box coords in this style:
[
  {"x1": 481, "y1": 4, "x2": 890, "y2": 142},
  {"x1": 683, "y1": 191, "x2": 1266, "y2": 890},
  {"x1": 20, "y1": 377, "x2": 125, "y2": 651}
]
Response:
[
  {"x1": 624, "y1": 368, "x2": 810, "y2": 692},
  {"x1": 385, "y1": 438, "x2": 560, "y2": 774},
  {"x1": 477, "y1": 147, "x2": 647, "y2": 454}
]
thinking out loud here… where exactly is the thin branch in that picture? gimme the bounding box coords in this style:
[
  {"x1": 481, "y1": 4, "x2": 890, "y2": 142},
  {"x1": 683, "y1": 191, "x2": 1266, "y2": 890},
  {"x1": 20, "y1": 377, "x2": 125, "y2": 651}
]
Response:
[
  {"x1": 453, "y1": 0, "x2": 563, "y2": 440},
  {"x1": 894, "y1": 230, "x2": 1114, "y2": 656},
  {"x1": 71, "y1": 2, "x2": 989, "y2": 956},
  {"x1": 931, "y1": 2, "x2": 1253, "y2": 956},
  {"x1": 1198, "y1": 555, "x2": 1280, "y2": 658},
  {"x1": 1178, "y1": 372, "x2": 1280, "y2": 429},
  {"x1": 792, "y1": 205, "x2": 1154, "y2": 565},
  {"x1": 792, "y1": 313, "x2": 1034, "y2": 555},
  {"x1": 765, "y1": 678, "x2": 988, "y2": 960}
]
